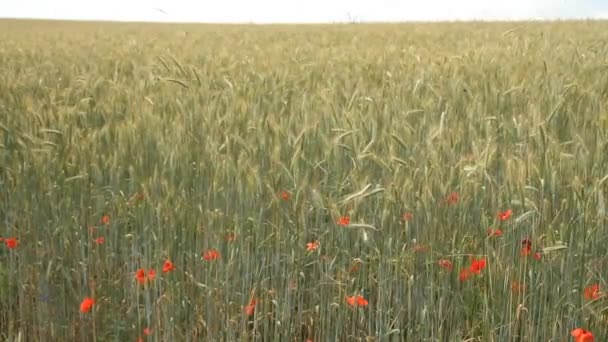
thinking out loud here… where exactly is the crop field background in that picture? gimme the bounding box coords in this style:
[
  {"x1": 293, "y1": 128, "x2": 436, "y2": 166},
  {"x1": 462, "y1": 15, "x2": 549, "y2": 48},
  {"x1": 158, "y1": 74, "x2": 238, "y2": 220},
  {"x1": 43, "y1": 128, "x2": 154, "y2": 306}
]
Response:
[{"x1": 1, "y1": 19, "x2": 608, "y2": 341}]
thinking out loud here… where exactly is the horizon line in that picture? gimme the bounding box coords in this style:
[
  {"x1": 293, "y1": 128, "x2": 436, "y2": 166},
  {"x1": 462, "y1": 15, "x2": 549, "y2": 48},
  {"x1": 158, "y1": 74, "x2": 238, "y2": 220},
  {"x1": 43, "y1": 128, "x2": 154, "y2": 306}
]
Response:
[{"x1": 2, "y1": 16, "x2": 607, "y2": 25}]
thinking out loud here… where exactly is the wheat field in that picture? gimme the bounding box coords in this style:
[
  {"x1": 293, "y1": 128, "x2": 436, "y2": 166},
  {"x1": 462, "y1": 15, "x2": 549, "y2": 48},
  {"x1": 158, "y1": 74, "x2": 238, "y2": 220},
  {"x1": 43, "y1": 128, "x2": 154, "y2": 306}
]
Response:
[{"x1": 1, "y1": 19, "x2": 608, "y2": 341}]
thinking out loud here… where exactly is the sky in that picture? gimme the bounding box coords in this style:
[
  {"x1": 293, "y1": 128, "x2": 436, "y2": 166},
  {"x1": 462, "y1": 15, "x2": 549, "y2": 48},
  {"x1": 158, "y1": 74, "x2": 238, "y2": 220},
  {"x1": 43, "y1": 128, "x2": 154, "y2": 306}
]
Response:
[{"x1": 2, "y1": 0, "x2": 608, "y2": 23}]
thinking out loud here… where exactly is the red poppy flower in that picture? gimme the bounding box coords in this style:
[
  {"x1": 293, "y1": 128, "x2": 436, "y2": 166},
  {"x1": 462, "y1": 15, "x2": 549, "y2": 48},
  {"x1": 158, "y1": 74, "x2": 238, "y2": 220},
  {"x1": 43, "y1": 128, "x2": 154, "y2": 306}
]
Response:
[
  {"x1": 345, "y1": 295, "x2": 368, "y2": 307},
  {"x1": 162, "y1": 260, "x2": 175, "y2": 273},
  {"x1": 202, "y1": 249, "x2": 220, "y2": 261},
  {"x1": 571, "y1": 328, "x2": 594, "y2": 342},
  {"x1": 445, "y1": 192, "x2": 459, "y2": 205},
  {"x1": 280, "y1": 191, "x2": 290, "y2": 201},
  {"x1": 584, "y1": 284, "x2": 601, "y2": 300},
  {"x1": 80, "y1": 297, "x2": 95, "y2": 313},
  {"x1": 498, "y1": 209, "x2": 512, "y2": 221},
  {"x1": 470, "y1": 258, "x2": 487, "y2": 274},
  {"x1": 534, "y1": 251, "x2": 542, "y2": 260},
  {"x1": 306, "y1": 240, "x2": 320, "y2": 251},
  {"x1": 101, "y1": 215, "x2": 110, "y2": 225},
  {"x1": 135, "y1": 269, "x2": 146, "y2": 284},
  {"x1": 244, "y1": 298, "x2": 257, "y2": 316},
  {"x1": 135, "y1": 268, "x2": 156, "y2": 285},
  {"x1": 356, "y1": 295, "x2": 369, "y2": 306},
  {"x1": 460, "y1": 257, "x2": 487, "y2": 281},
  {"x1": 521, "y1": 238, "x2": 532, "y2": 256},
  {"x1": 487, "y1": 228, "x2": 503, "y2": 237},
  {"x1": 459, "y1": 268, "x2": 471, "y2": 282},
  {"x1": 349, "y1": 260, "x2": 362, "y2": 273},
  {"x1": 143, "y1": 327, "x2": 152, "y2": 336},
  {"x1": 337, "y1": 216, "x2": 350, "y2": 226},
  {"x1": 94, "y1": 236, "x2": 105, "y2": 245},
  {"x1": 5, "y1": 237, "x2": 18, "y2": 249},
  {"x1": 437, "y1": 259, "x2": 453, "y2": 271},
  {"x1": 402, "y1": 212, "x2": 414, "y2": 222}
]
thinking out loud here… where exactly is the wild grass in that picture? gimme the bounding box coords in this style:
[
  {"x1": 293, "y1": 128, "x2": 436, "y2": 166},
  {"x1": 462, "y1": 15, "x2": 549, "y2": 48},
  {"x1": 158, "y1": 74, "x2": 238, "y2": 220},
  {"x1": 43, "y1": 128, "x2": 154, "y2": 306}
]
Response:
[{"x1": 1, "y1": 19, "x2": 608, "y2": 341}]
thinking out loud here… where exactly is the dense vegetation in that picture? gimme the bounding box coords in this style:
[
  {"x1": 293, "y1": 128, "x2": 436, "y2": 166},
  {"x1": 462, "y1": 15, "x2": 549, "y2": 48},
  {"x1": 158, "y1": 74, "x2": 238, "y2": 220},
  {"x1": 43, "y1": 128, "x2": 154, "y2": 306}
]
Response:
[{"x1": 1, "y1": 19, "x2": 608, "y2": 341}]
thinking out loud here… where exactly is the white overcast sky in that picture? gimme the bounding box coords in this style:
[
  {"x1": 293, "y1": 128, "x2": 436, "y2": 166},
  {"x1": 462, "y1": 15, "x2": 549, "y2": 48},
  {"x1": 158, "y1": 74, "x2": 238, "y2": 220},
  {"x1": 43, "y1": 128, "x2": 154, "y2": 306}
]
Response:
[{"x1": 2, "y1": 0, "x2": 608, "y2": 23}]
